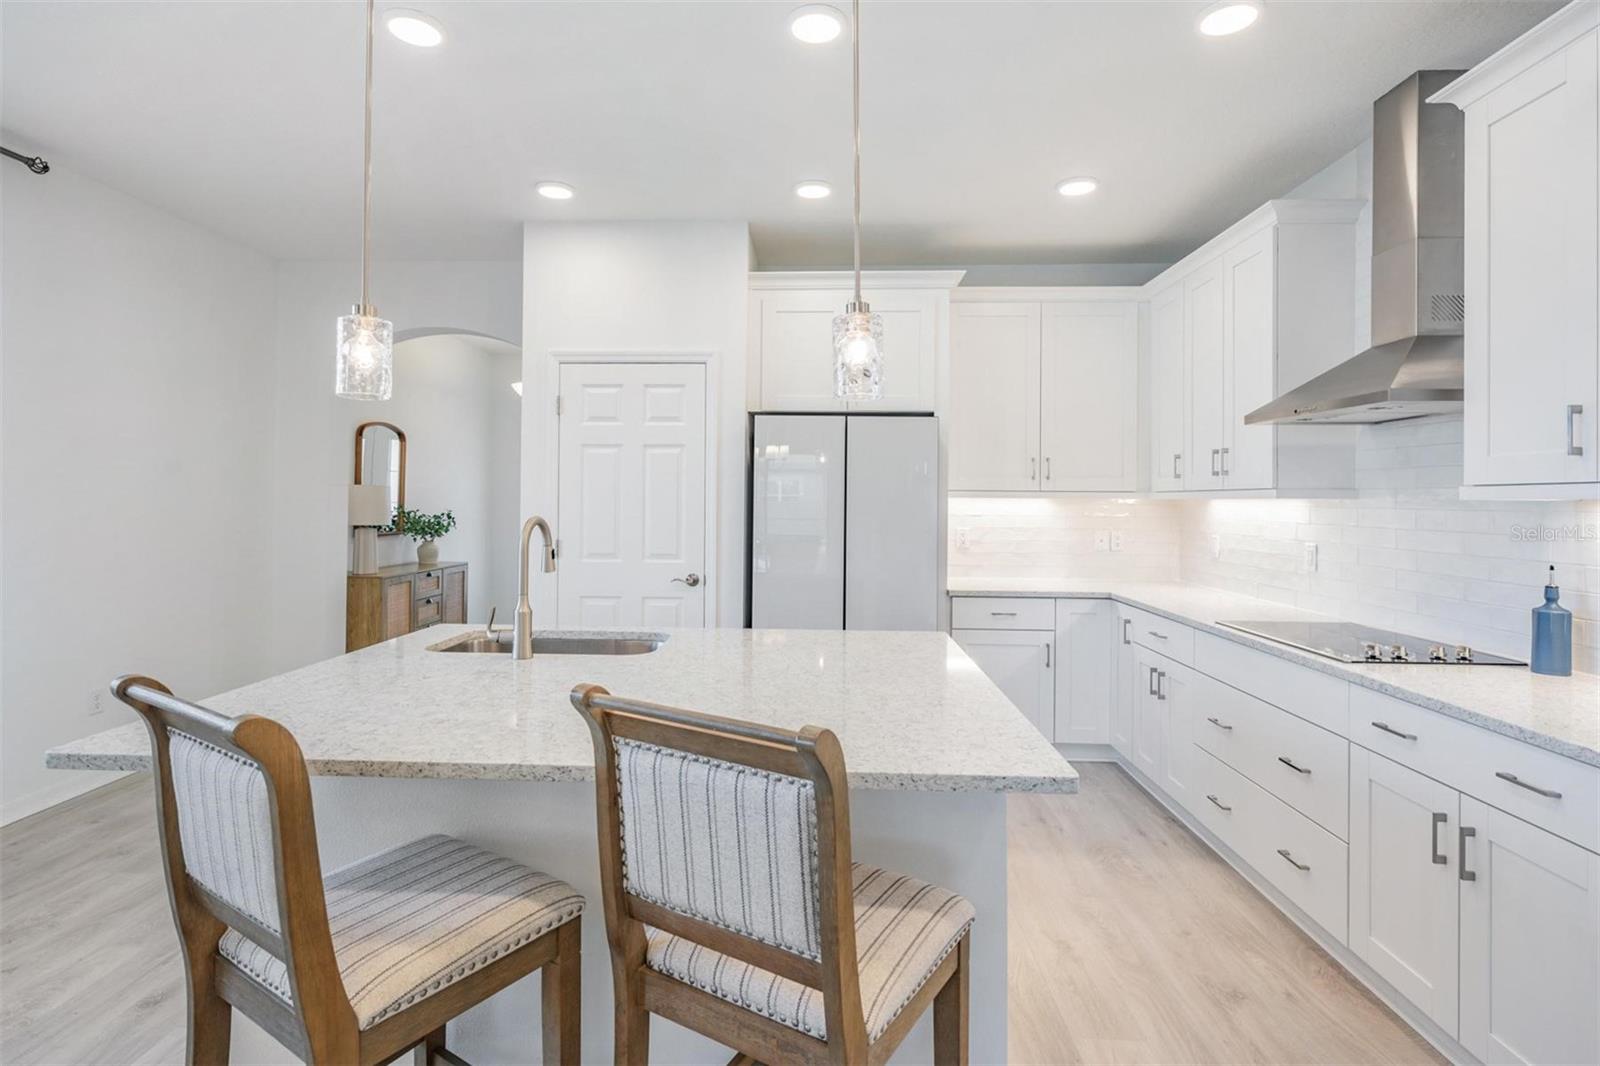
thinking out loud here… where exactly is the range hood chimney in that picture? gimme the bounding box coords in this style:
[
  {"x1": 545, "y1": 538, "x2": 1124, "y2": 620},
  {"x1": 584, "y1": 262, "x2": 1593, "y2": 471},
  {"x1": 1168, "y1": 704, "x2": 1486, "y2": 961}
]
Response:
[{"x1": 1246, "y1": 70, "x2": 1467, "y2": 425}]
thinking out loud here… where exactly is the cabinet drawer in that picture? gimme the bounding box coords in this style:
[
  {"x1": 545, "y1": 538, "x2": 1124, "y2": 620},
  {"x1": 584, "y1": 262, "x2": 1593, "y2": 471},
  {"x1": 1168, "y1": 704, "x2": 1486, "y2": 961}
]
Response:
[
  {"x1": 414, "y1": 569, "x2": 443, "y2": 597},
  {"x1": 1194, "y1": 747, "x2": 1349, "y2": 942},
  {"x1": 1351, "y1": 687, "x2": 1599, "y2": 852},
  {"x1": 1193, "y1": 630, "x2": 1348, "y2": 736},
  {"x1": 1194, "y1": 671, "x2": 1350, "y2": 839},
  {"x1": 414, "y1": 595, "x2": 442, "y2": 628},
  {"x1": 951, "y1": 596, "x2": 1056, "y2": 631},
  {"x1": 1127, "y1": 606, "x2": 1193, "y2": 665}
]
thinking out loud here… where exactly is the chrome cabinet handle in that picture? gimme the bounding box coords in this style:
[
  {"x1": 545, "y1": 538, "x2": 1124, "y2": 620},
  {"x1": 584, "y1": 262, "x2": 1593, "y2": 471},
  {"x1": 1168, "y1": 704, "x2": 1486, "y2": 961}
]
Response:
[
  {"x1": 1211, "y1": 448, "x2": 1221, "y2": 476},
  {"x1": 1044, "y1": 642, "x2": 1051, "y2": 668},
  {"x1": 1370, "y1": 721, "x2": 1417, "y2": 741},
  {"x1": 1277, "y1": 848, "x2": 1310, "y2": 872},
  {"x1": 1221, "y1": 447, "x2": 1230, "y2": 475},
  {"x1": 1173, "y1": 454, "x2": 1182, "y2": 478},
  {"x1": 1431, "y1": 812, "x2": 1448, "y2": 865},
  {"x1": 1569, "y1": 404, "x2": 1585, "y2": 456},
  {"x1": 1277, "y1": 755, "x2": 1311, "y2": 775},
  {"x1": 1030, "y1": 457, "x2": 1037, "y2": 481},
  {"x1": 1147, "y1": 666, "x2": 1158, "y2": 696},
  {"x1": 1495, "y1": 771, "x2": 1562, "y2": 799},
  {"x1": 1044, "y1": 456, "x2": 1052, "y2": 481},
  {"x1": 989, "y1": 611, "x2": 1018, "y2": 617},
  {"x1": 1206, "y1": 794, "x2": 1232, "y2": 812},
  {"x1": 1206, "y1": 716, "x2": 1233, "y2": 731},
  {"x1": 1122, "y1": 618, "x2": 1132, "y2": 645},
  {"x1": 1156, "y1": 670, "x2": 1167, "y2": 701},
  {"x1": 1147, "y1": 629, "x2": 1168, "y2": 640},
  {"x1": 1459, "y1": 826, "x2": 1477, "y2": 881},
  {"x1": 672, "y1": 573, "x2": 702, "y2": 587}
]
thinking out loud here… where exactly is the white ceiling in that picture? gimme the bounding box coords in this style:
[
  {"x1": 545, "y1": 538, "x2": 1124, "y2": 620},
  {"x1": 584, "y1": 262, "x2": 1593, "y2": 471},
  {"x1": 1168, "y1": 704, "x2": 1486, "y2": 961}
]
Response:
[{"x1": 1, "y1": 0, "x2": 1560, "y2": 267}]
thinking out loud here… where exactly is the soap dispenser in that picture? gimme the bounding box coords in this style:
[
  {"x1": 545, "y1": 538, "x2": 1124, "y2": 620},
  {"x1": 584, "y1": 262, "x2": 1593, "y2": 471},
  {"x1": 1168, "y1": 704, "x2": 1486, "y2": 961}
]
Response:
[{"x1": 1530, "y1": 565, "x2": 1572, "y2": 677}]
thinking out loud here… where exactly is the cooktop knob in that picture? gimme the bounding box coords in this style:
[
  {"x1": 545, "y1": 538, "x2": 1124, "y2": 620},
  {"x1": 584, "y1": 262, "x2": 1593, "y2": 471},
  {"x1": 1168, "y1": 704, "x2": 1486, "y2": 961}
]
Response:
[
  {"x1": 1429, "y1": 644, "x2": 1448, "y2": 662},
  {"x1": 1363, "y1": 641, "x2": 1383, "y2": 662},
  {"x1": 1455, "y1": 645, "x2": 1473, "y2": 663},
  {"x1": 1388, "y1": 643, "x2": 1411, "y2": 662}
]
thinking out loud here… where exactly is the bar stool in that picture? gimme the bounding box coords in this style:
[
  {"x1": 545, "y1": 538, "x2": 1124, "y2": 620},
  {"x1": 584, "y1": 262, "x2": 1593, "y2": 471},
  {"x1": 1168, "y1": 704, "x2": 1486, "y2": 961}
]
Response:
[
  {"x1": 570, "y1": 683, "x2": 973, "y2": 1066},
  {"x1": 114, "y1": 675, "x2": 585, "y2": 1065}
]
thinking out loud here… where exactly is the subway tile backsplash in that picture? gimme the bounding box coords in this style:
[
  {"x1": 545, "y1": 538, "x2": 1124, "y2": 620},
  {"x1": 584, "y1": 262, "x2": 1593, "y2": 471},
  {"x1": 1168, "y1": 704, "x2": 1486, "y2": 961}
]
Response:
[{"x1": 948, "y1": 416, "x2": 1599, "y2": 673}]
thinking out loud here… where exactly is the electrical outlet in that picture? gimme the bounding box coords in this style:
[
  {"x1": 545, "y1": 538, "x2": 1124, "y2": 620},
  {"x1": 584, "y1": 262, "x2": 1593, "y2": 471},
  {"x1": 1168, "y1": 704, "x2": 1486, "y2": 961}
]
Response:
[
  {"x1": 1094, "y1": 531, "x2": 1110, "y2": 552},
  {"x1": 1110, "y1": 531, "x2": 1124, "y2": 553},
  {"x1": 955, "y1": 527, "x2": 971, "y2": 551},
  {"x1": 1304, "y1": 542, "x2": 1319, "y2": 573},
  {"x1": 1209, "y1": 533, "x2": 1222, "y2": 560},
  {"x1": 87, "y1": 688, "x2": 105, "y2": 717}
]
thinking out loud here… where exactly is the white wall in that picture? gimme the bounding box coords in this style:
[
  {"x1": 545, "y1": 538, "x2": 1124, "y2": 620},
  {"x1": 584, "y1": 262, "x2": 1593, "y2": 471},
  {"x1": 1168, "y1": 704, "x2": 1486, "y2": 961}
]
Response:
[
  {"x1": 266, "y1": 260, "x2": 520, "y2": 673},
  {"x1": 520, "y1": 222, "x2": 752, "y2": 627},
  {"x1": 1, "y1": 161, "x2": 277, "y2": 821}
]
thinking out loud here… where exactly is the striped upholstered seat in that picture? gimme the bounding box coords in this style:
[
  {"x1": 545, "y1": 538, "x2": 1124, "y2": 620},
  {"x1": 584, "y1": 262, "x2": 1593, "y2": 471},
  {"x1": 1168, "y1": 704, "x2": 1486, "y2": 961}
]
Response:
[
  {"x1": 219, "y1": 835, "x2": 584, "y2": 1030},
  {"x1": 643, "y1": 863, "x2": 974, "y2": 1041}
]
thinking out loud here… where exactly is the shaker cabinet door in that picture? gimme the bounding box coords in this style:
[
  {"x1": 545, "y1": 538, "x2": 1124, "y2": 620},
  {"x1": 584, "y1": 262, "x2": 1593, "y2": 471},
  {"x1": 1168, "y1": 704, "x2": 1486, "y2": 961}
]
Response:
[
  {"x1": 948, "y1": 303, "x2": 1042, "y2": 491},
  {"x1": 1039, "y1": 302, "x2": 1139, "y2": 491},
  {"x1": 1185, "y1": 260, "x2": 1227, "y2": 488},
  {"x1": 953, "y1": 628, "x2": 1054, "y2": 740},
  {"x1": 1053, "y1": 599, "x2": 1114, "y2": 744},
  {"x1": 1149, "y1": 282, "x2": 1188, "y2": 491}
]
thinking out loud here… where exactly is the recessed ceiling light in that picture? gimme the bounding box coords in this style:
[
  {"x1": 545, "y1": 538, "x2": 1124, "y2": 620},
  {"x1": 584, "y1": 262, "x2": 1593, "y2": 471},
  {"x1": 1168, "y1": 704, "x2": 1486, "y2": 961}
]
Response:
[
  {"x1": 1056, "y1": 176, "x2": 1099, "y2": 197},
  {"x1": 384, "y1": 9, "x2": 445, "y2": 47},
  {"x1": 1197, "y1": 1, "x2": 1261, "y2": 37},
  {"x1": 789, "y1": 4, "x2": 845, "y2": 44},
  {"x1": 795, "y1": 180, "x2": 833, "y2": 200},
  {"x1": 535, "y1": 182, "x2": 575, "y2": 201}
]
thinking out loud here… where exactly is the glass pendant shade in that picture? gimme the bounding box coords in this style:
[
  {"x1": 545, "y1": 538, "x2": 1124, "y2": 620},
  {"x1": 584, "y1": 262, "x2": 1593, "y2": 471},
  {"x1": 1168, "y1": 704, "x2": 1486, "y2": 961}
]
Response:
[
  {"x1": 335, "y1": 307, "x2": 394, "y2": 400},
  {"x1": 833, "y1": 304, "x2": 883, "y2": 400}
]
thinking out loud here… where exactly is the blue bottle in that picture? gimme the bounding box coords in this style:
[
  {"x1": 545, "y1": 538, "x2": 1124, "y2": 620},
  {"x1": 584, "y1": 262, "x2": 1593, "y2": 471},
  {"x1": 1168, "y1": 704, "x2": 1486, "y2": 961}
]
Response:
[{"x1": 1530, "y1": 565, "x2": 1573, "y2": 677}]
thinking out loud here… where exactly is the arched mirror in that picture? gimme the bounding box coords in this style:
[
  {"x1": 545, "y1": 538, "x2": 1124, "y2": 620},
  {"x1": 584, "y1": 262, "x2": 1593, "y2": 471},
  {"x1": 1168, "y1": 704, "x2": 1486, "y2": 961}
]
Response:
[{"x1": 354, "y1": 421, "x2": 405, "y2": 532}]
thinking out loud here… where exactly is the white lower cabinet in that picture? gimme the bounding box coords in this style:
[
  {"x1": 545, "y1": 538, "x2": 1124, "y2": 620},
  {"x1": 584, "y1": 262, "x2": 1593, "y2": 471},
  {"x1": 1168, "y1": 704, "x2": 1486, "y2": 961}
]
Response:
[
  {"x1": 952, "y1": 627, "x2": 1054, "y2": 740},
  {"x1": 1458, "y1": 797, "x2": 1600, "y2": 1066},
  {"x1": 1156, "y1": 660, "x2": 1195, "y2": 812},
  {"x1": 1053, "y1": 600, "x2": 1114, "y2": 744},
  {"x1": 1110, "y1": 609, "x2": 1137, "y2": 758},
  {"x1": 1130, "y1": 649, "x2": 1165, "y2": 783}
]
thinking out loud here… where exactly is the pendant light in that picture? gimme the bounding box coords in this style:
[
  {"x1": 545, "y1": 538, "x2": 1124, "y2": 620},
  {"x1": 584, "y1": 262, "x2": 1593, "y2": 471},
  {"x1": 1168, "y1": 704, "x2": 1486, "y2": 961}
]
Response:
[
  {"x1": 832, "y1": 0, "x2": 883, "y2": 400},
  {"x1": 335, "y1": 0, "x2": 394, "y2": 401}
]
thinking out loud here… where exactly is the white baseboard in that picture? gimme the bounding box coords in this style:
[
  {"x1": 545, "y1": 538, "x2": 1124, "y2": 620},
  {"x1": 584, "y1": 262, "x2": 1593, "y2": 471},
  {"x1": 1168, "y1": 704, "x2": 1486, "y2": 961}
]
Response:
[
  {"x1": 1, "y1": 770, "x2": 130, "y2": 827},
  {"x1": 1056, "y1": 742, "x2": 1118, "y2": 762},
  {"x1": 1109, "y1": 754, "x2": 1479, "y2": 1066}
]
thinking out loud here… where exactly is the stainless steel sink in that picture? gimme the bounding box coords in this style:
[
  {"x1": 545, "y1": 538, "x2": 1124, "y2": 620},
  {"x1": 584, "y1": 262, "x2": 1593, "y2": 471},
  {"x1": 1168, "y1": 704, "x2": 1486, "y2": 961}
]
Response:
[{"x1": 430, "y1": 633, "x2": 664, "y2": 655}]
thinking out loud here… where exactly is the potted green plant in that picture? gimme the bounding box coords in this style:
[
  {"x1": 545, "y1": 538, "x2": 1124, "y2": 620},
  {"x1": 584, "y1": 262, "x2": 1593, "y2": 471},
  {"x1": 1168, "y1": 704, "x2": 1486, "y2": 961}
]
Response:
[{"x1": 390, "y1": 507, "x2": 456, "y2": 566}]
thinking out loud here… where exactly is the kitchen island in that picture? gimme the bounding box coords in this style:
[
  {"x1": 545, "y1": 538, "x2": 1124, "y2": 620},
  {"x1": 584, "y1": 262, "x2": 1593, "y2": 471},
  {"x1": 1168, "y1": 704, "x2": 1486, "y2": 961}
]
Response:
[{"x1": 48, "y1": 625, "x2": 1077, "y2": 1064}]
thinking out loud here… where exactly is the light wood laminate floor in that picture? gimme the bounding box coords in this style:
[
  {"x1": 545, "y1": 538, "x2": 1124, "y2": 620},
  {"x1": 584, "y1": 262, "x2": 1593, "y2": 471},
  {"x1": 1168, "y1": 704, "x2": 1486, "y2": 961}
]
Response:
[{"x1": 2, "y1": 765, "x2": 1441, "y2": 1064}]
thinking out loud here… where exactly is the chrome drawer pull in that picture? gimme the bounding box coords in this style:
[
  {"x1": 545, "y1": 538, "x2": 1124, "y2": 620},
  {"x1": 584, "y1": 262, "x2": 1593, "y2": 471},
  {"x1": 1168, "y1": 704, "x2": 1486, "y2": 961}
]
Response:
[
  {"x1": 1122, "y1": 618, "x2": 1132, "y2": 645},
  {"x1": 1495, "y1": 771, "x2": 1562, "y2": 799},
  {"x1": 1206, "y1": 794, "x2": 1231, "y2": 812},
  {"x1": 1206, "y1": 717, "x2": 1233, "y2": 732},
  {"x1": 1370, "y1": 721, "x2": 1417, "y2": 741},
  {"x1": 1459, "y1": 826, "x2": 1477, "y2": 882},
  {"x1": 1277, "y1": 756, "x2": 1311, "y2": 775},
  {"x1": 1276, "y1": 848, "x2": 1310, "y2": 872},
  {"x1": 1569, "y1": 404, "x2": 1585, "y2": 457},
  {"x1": 1148, "y1": 667, "x2": 1158, "y2": 697},
  {"x1": 1147, "y1": 630, "x2": 1168, "y2": 640},
  {"x1": 989, "y1": 611, "x2": 1018, "y2": 617},
  {"x1": 1156, "y1": 670, "x2": 1167, "y2": 701},
  {"x1": 1431, "y1": 812, "x2": 1448, "y2": 865}
]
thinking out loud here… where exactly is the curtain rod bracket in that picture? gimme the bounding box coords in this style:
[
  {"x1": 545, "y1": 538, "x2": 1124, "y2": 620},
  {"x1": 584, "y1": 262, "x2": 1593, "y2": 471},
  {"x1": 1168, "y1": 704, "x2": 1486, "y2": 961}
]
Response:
[{"x1": 2, "y1": 147, "x2": 50, "y2": 174}]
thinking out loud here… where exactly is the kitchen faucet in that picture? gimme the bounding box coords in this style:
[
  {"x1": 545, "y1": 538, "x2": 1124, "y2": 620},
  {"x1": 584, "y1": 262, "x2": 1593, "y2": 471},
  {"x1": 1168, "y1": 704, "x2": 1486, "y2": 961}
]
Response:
[{"x1": 514, "y1": 515, "x2": 557, "y2": 659}]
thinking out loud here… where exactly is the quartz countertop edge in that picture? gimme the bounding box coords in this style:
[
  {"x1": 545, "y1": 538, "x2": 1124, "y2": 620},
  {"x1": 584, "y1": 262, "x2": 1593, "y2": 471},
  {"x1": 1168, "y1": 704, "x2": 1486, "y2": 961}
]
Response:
[
  {"x1": 950, "y1": 579, "x2": 1600, "y2": 769},
  {"x1": 45, "y1": 626, "x2": 1079, "y2": 793}
]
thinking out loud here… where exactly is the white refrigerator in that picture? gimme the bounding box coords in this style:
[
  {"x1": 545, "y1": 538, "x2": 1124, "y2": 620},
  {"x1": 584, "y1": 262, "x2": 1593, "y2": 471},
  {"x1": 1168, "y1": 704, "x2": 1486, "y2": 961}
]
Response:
[{"x1": 749, "y1": 413, "x2": 939, "y2": 631}]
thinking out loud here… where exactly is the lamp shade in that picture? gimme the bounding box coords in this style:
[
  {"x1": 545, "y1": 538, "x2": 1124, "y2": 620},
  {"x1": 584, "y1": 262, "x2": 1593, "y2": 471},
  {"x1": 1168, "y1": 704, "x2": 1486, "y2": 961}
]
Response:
[{"x1": 348, "y1": 483, "x2": 391, "y2": 527}]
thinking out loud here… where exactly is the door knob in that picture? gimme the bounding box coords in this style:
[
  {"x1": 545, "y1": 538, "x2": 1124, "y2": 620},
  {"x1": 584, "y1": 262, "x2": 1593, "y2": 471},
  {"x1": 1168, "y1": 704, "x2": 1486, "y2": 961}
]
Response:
[{"x1": 672, "y1": 573, "x2": 701, "y2": 587}]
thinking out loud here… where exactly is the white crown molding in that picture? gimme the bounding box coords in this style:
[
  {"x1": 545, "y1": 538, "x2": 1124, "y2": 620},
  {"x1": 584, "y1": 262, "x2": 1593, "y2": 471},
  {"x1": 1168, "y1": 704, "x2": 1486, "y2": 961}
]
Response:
[
  {"x1": 1142, "y1": 198, "x2": 1367, "y2": 295},
  {"x1": 749, "y1": 269, "x2": 968, "y2": 290},
  {"x1": 951, "y1": 285, "x2": 1146, "y2": 302},
  {"x1": 1429, "y1": 1, "x2": 1599, "y2": 110}
]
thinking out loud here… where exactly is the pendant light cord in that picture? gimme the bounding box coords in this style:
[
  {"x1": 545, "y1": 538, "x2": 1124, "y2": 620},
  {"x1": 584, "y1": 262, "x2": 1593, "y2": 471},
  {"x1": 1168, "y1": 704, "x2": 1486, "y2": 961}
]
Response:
[
  {"x1": 851, "y1": 0, "x2": 862, "y2": 305},
  {"x1": 361, "y1": 0, "x2": 375, "y2": 312}
]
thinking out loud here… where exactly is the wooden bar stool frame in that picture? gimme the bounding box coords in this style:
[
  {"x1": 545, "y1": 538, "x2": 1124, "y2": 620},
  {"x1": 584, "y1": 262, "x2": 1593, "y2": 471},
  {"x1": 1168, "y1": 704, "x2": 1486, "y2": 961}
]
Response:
[
  {"x1": 115, "y1": 675, "x2": 582, "y2": 1066},
  {"x1": 571, "y1": 683, "x2": 970, "y2": 1066}
]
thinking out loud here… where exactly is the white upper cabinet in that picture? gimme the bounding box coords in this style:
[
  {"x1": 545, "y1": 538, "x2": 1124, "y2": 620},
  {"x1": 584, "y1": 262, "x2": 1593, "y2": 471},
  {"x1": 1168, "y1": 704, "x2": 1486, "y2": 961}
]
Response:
[
  {"x1": 949, "y1": 302, "x2": 1041, "y2": 491},
  {"x1": 950, "y1": 291, "x2": 1141, "y2": 493},
  {"x1": 1222, "y1": 226, "x2": 1278, "y2": 490},
  {"x1": 749, "y1": 272, "x2": 958, "y2": 414},
  {"x1": 1149, "y1": 282, "x2": 1188, "y2": 491},
  {"x1": 1185, "y1": 260, "x2": 1228, "y2": 486},
  {"x1": 1435, "y1": 5, "x2": 1600, "y2": 493}
]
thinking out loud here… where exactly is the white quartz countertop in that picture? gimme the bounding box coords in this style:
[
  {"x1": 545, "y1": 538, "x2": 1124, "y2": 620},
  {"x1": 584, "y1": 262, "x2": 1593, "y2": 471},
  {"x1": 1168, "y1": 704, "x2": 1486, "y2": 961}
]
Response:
[
  {"x1": 949, "y1": 578, "x2": 1600, "y2": 768},
  {"x1": 47, "y1": 627, "x2": 1079, "y2": 793}
]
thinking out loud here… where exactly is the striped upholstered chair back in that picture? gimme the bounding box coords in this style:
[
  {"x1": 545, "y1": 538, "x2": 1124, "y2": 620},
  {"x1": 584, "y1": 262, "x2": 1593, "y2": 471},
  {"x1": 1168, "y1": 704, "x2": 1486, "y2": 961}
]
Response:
[
  {"x1": 112, "y1": 675, "x2": 354, "y2": 1038},
  {"x1": 570, "y1": 683, "x2": 869, "y2": 1061}
]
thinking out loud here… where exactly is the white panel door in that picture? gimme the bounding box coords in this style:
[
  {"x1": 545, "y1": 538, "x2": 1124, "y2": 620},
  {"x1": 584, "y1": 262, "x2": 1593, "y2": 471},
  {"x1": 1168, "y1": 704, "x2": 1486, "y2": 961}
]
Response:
[
  {"x1": 1349, "y1": 747, "x2": 1461, "y2": 1036},
  {"x1": 750, "y1": 415, "x2": 845, "y2": 629},
  {"x1": 845, "y1": 416, "x2": 938, "y2": 631},
  {"x1": 557, "y1": 362, "x2": 707, "y2": 629},
  {"x1": 952, "y1": 628, "x2": 1054, "y2": 739},
  {"x1": 1054, "y1": 599, "x2": 1113, "y2": 743},
  {"x1": 1040, "y1": 302, "x2": 1139, "y2": 491},
  {"x1": 1459, "y1": 796, "x2": 1600, "y2": 1066},
  {"x1": 1223, "y1": 226, "x2": 1277, "y2": 490},
  {"x1": 1149, "y1": 282, "x2": 1188, "y2": 491},
  {"x1": 1186, "y1": 260, "x2": 1227, "y2": 487},
  {"x1": 948, "y1": 302, "x2": 1041, "y2": 491},
  {"x1": 1464, "y1": 30, "x2": 1600, "y2": 485}
]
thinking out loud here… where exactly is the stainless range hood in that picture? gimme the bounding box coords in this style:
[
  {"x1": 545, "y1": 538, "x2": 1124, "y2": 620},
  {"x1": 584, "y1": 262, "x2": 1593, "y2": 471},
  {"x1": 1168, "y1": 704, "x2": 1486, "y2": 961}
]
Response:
[{"x1": 1247, "y1": 70, "x2": 1467, "y2": 425}]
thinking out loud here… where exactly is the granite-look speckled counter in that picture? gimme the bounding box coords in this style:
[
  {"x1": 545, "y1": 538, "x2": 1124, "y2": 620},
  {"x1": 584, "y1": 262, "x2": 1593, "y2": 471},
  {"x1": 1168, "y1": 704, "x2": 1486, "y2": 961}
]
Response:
[
  {"x1": 46, "y1": 626, "x2": 1079, "y2": 793},
  {"x1": 950, "y1": 577, "x2": 1600, "y2": 768}
]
